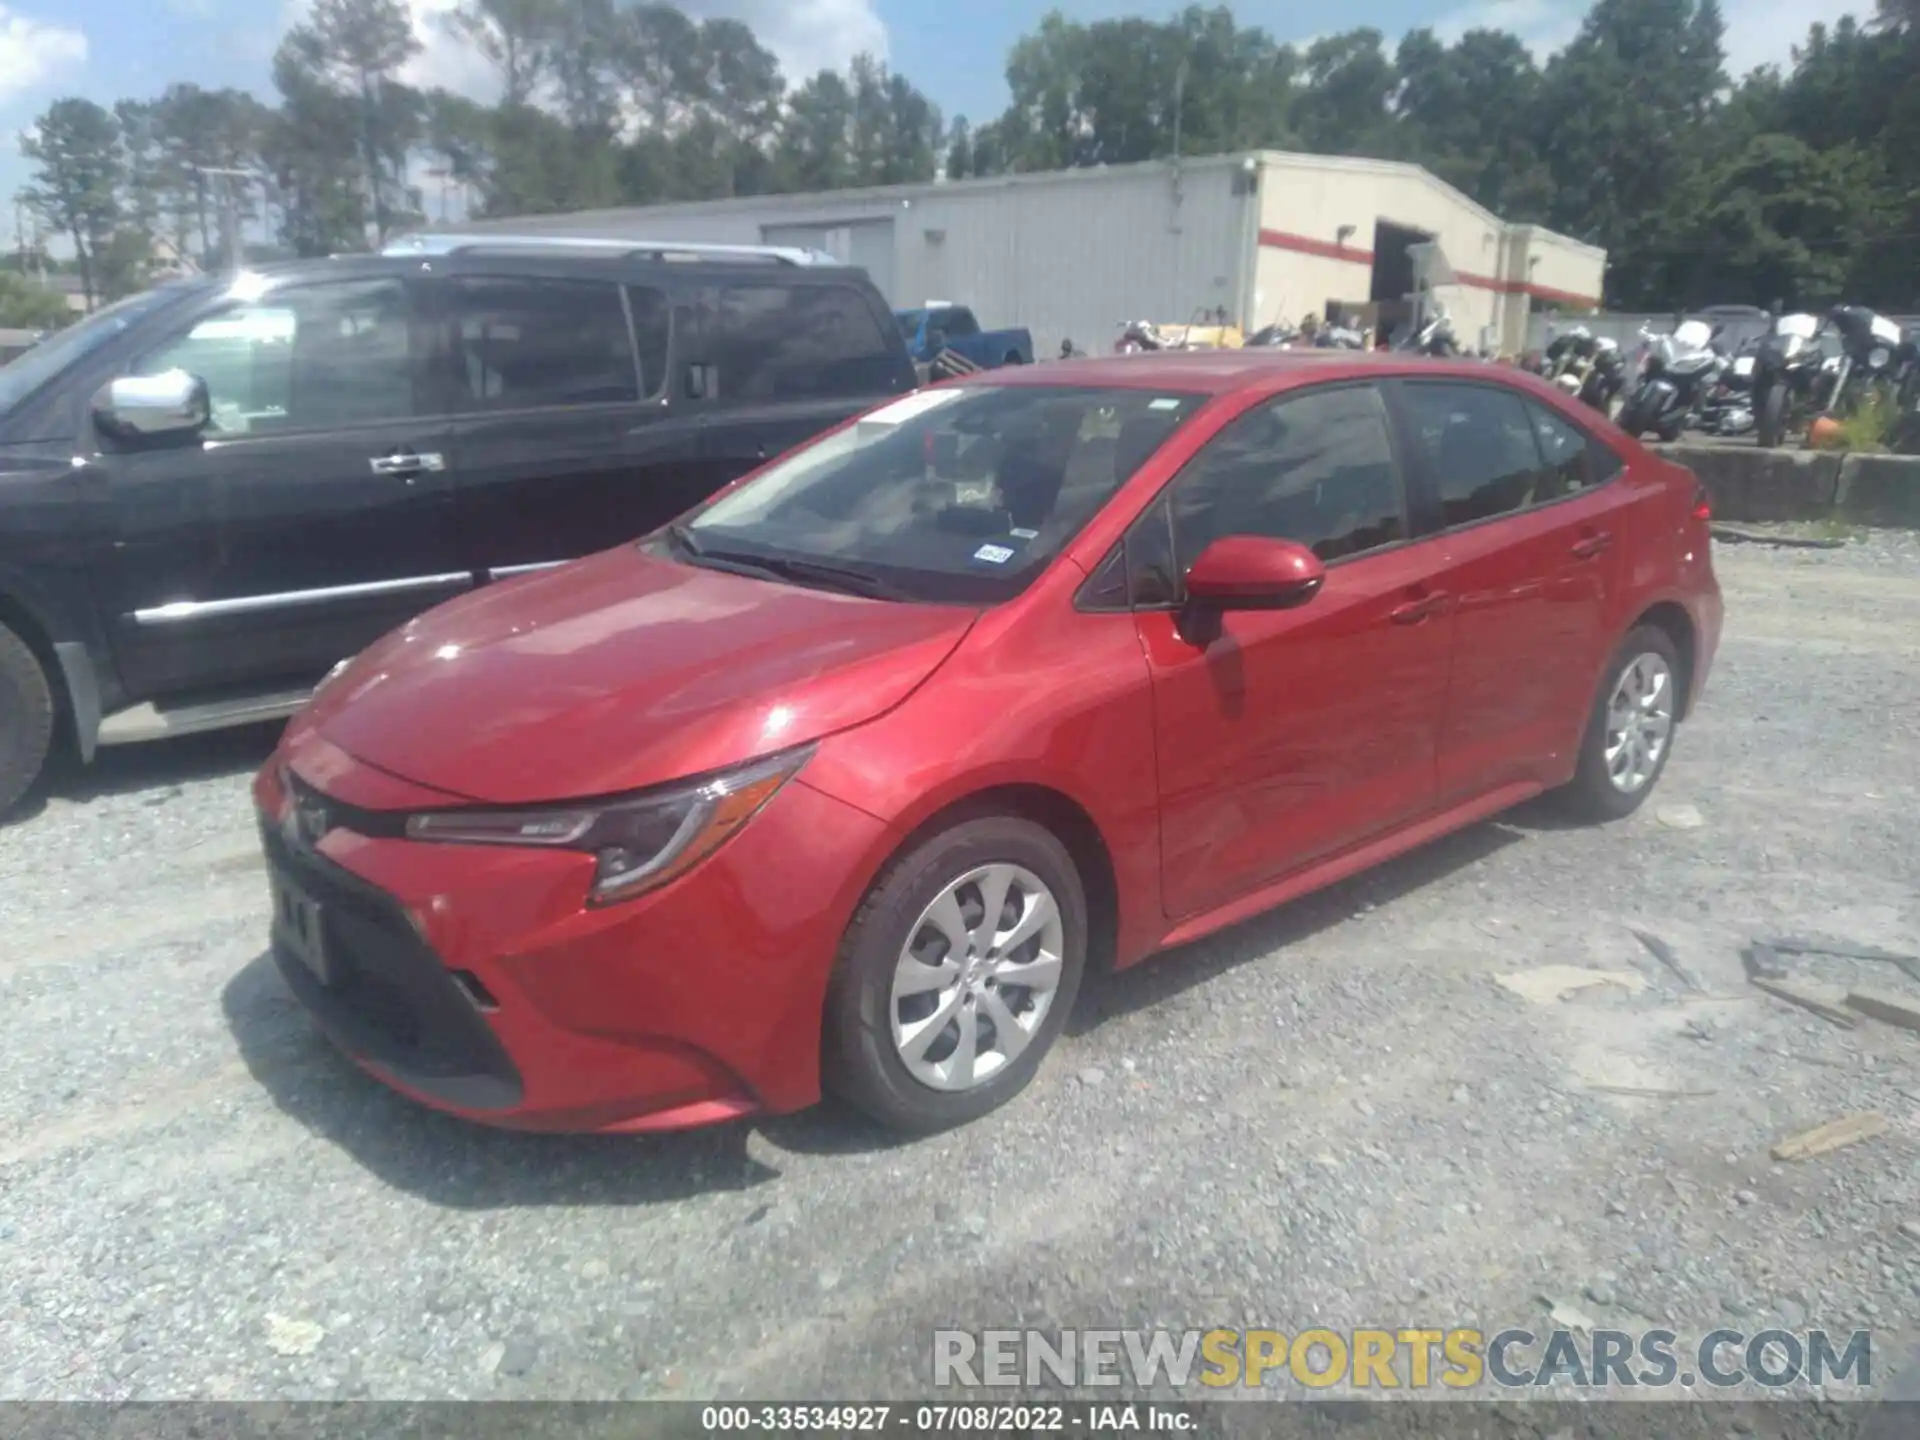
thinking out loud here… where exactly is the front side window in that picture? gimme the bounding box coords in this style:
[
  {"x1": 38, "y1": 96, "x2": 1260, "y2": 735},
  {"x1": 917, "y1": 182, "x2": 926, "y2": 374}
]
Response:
[
  {"x1": 676, "y1": 385, "x2": 1205, "y2": 603},
  {"x1": 714, "y1": 284, "x2": 900, "y2": 401},
  {"x1": 1169, "y1": 383, "x2": 1406, "y2": 568},
  {"x1": 1400, "y1": 382, "x2": 1553, "y2": 525},
  {"x1": 449, "y1": 276, "x2": 640, "y2": 411},
  {"x1": 137, "y1": 278, "x2": 412, "y2": 434}
]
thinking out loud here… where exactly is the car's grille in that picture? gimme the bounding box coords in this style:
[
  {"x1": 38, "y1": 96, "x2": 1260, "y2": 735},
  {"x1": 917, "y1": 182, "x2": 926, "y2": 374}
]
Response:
[{"x1": 261, "y1": 812, "x2": 523, "y2": 1111}]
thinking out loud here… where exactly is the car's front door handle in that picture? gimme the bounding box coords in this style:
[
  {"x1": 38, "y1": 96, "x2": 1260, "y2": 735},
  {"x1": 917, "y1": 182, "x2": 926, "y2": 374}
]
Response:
[
  {"x1": 1571, "y1": 530, "x2": 1613, "y2": 559},
  {"x1": 369, "y1": 450, "x2": 446, "y2": 481},
  {"x1": 1389, "y1": 591, "x2": 1449, "y2": 624}
]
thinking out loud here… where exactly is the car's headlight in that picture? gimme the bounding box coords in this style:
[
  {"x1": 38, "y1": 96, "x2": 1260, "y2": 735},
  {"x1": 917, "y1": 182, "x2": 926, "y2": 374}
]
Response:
[{"x1": 403, "y1": 746, "x2": 814, "y2": 905}]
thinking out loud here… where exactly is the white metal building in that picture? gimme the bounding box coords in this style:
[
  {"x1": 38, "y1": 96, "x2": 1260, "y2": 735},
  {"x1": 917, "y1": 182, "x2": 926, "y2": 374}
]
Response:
[{"x1": 455, "y1": 150, "x2": 1606, "y2": 359}]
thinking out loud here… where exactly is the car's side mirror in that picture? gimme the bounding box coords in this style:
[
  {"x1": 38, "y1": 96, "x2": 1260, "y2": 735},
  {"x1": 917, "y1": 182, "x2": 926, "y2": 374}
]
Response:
[
  {"x1": 927, "y1": 328, "x2": 948, "y2": 352},
  {"x1": 1185, "y1": 536, "x2": 1326, "y2": 610},
  {"x1": 92, "y1": 369, "x2": 211, "y2": 441}
]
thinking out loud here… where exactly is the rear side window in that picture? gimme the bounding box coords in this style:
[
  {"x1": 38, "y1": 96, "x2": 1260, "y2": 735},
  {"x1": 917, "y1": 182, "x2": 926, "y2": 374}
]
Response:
[
  {"x1": 713, "y1": 284, "x2": 900, "y2": 401},
  {"x1": 1399, "y1": 382, "x2": 1551, "y2": 526},
  {"x1": 1170, "y1": 383, "x2": 1406, "y2": 565},
  {"x1": 1528, "y1": 400, "x2": 1622, "y2": 491},
  {"x1": 448, "y1": 276, "x2": 639, "y2": 412},
  {"x1": 935, "y1": 308, "x2": 981, "y2": 338}
]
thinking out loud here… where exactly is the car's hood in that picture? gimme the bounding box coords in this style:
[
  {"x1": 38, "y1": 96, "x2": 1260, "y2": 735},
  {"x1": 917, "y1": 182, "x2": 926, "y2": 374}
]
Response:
[{"x1": 300, "y1": 546, "x2": 978, "y2": 805}]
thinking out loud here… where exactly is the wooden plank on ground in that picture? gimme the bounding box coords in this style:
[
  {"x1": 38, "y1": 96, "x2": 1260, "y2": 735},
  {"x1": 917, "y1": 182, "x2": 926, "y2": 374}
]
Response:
[
  {"x1": 1751, "y1": 975, "x2": 1859, "y2": 1028},
  {"x1": 1771, "y1": 1113, "x2": 1887, "y2": 1162}
]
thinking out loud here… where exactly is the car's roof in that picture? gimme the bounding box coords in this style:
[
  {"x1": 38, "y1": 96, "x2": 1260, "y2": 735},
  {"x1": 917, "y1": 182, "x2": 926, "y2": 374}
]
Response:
[{"x1": 959, "y1": 349, "x2": 1540, "y2": 398}]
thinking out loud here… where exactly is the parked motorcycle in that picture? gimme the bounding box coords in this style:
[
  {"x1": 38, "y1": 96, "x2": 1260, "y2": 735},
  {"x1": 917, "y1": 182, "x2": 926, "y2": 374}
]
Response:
[
  {"x1": 1244, "y1": 321, "x2": 1302, "y2": 348},
  {"x1": 1315, "y1": 321, "x2": 1367, "y2": 350},
  {"x1": 1822, "y1": 305, "x2": 1910, "y2": 422},
  {"x1": 1399, "y1": 306, "x2": 1461, "y2": 357},
  {"x1": 1752, "y1": 312, "x2": 1831, "y2": 449},
  {"x1": 1616, "y1": 320, "x2": 1725, "y2": 441},
  {"x1": 1698, "y1": 334, "x2": 1762, "y2": 437},
  {"x1": 1542, "y1": 325, "x2": 1625, "y2": 415},
  {"x1": 1114, "y1": 319, "x2": 1170, "y2": 354}
]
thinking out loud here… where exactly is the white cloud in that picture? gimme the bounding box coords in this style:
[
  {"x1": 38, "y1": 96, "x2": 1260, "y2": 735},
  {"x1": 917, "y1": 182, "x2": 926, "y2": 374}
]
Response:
[
  {"x1": 0, "y1": 6, "x2": 87, "y2": 103},
  {"x1": 1430, "y1": 0, "x2": 1869, "y2": 71},
  {"x1": 1719, "y1": 0, "x2": 1871, "y2": 77},
  {"x1": 387, "y1": 0, "x2": 887, "y2": 105},
  {"x1": 1432, "y1": 0, "x2": 1583, "y2": 59}
]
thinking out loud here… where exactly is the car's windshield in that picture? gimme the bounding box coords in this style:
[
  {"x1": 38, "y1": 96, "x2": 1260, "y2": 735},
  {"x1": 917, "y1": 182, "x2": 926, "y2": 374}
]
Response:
[
  {"x1": 677, "y1": 384, "x2": 1207, "y2": 603},
  {"x1": 0, "y1": 282, "x2": 196, "y2": 415}
]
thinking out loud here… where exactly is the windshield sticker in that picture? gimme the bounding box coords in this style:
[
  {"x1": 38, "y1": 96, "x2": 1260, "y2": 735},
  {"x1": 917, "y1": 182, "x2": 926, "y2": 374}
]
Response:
[
  {"x1": 1009, "y1": 527, "x2": 1039, "y2": 540},
  {"x1": 972, "y1": 543, "x2": 1016, "y2": 565},
  {"x1": 858, "y1": 389, "x2": 966, "y2": 427},
  {"x1": 1148, "y1": 397, "x2": 1182, "y2": 410}
]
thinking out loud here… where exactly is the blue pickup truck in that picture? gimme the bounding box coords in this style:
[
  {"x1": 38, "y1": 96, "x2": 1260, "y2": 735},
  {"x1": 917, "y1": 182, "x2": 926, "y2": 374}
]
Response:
[{"x1": 895, "y1": 303, "x2": 1034, "y2": 371}]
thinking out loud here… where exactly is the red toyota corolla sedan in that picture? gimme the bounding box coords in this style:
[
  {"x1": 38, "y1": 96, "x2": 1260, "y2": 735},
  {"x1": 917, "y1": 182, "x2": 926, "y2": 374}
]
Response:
[{"x1": 254, "y1": 352, "x2": 1722, "y2": 1135}]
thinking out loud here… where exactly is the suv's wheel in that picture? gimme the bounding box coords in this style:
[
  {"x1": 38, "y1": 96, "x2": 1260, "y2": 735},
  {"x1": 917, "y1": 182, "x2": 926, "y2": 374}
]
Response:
[
  {"x1": 1558, "y1": 625, "x2": 1682, "y2": 822},
  {"x1": 0, "y1": 621, "x2": 55, "y2": 817},
  {"x1": 824, "y1": 815, "x2": 1087, "y2": 1132}
]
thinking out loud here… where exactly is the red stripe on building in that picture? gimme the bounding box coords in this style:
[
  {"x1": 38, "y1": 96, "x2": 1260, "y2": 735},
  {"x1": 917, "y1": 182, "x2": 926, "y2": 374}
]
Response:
[
  {"x1": 1259, "y1": 228, "x2": 1374, "y2": 265},
  {"x1": 1259, "y1": 229, "x2": 1599, "y2": 309}
]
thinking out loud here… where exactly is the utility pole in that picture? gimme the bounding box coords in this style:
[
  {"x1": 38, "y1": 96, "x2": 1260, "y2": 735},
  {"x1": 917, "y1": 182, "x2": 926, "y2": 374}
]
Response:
[{"x1": 198, "y1": 167, "x2": 255, "y2": 273}]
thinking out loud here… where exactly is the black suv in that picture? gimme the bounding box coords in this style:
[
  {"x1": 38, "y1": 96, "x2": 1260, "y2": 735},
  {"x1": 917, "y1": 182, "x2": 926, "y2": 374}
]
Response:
[{"x1": 0, "y1": 234, "x2": 916, "y2": 812}]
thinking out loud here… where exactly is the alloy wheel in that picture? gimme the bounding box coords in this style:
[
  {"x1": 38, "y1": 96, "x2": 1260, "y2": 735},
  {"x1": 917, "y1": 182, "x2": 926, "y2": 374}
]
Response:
[
  {"x1": 889, "y1": 863, "x2": 1065, "y2": 1092},
  {"x1": 1604, "y1": 652, "x2": 1675, "y2": 794}
]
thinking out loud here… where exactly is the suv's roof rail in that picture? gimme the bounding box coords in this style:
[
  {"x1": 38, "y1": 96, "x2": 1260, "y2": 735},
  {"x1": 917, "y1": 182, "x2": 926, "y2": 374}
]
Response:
[{"x1": 381, "y1": 233, "x2": 841, "y2": 267}]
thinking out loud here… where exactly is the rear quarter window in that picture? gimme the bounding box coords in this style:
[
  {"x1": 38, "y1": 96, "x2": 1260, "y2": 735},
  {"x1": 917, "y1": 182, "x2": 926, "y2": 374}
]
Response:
[{"x1": 713, "y1": 283, "x2": 903, "y2": 401}]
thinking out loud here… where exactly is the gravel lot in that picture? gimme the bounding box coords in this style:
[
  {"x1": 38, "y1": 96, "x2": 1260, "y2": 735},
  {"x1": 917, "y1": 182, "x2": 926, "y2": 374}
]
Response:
[{"x1": 2, "y1": 531, "x2": 1917, "y2": 1406}]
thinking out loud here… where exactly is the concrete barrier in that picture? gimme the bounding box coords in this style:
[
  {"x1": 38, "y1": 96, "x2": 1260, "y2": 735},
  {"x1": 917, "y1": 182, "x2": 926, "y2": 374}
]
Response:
[
  {"x1": 1649, "y1": 444, "x2": 1843, "y2": 522},
  {"x1": 1835, "y1": 453, "x2": 1920, "y2": 527},
  {"x1": 1650, "y1": 443, "x2": 1920, "y2": 526}
]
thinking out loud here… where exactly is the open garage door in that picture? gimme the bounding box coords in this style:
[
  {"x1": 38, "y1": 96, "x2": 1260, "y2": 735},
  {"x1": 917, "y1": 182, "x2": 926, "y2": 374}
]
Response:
[{"x1": 761, "y1": 220, "x2": 896, "y2": 301}]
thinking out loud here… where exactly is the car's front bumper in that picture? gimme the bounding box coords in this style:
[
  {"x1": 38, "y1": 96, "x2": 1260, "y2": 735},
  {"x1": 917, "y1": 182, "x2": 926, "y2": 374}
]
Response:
[{"x1": 253, "y1": 737, "x2": 890, "y2": 1133}]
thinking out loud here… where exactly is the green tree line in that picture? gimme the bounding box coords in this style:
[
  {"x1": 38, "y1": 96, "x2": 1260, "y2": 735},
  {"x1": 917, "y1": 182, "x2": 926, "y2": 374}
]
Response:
[{"x1": 12, "y1": 0, "x2": 1918, "y2": 324}]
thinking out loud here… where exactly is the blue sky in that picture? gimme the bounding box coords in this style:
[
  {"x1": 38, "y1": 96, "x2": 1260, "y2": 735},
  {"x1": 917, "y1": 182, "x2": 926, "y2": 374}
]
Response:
[{"x1": 0, "y1": 0, "x2": 1863, "y2": 236}]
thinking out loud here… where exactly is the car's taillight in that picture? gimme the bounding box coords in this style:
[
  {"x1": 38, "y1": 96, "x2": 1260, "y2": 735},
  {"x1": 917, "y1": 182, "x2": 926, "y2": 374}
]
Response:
[{"x1": 1691, "y1": 483, "x2": 1712, "y2": 522}]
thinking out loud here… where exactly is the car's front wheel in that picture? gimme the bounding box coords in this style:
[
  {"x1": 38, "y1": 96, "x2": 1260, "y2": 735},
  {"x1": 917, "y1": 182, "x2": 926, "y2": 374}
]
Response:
[
  {"x1": 1558, "y1": 625, "x2": 1682, "y2": 822},
  {"x1": 0, "y1": 621, "x2": 55, "y2": 818},
  {"x1": 823, "y1": 815, "x2": 1087, "y2": 1132}
]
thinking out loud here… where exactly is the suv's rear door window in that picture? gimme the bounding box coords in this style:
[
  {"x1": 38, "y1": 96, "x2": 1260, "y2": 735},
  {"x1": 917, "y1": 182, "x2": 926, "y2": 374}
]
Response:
[
  {"x1": 448, "y1": 276, "x2": 641, "y2": 411},
  {"x1": 713, "y1": 284, "x2": 898, "y2": 400},
  {"x1": 136, "y1": 278, "x2": 413, "y2": 434}
]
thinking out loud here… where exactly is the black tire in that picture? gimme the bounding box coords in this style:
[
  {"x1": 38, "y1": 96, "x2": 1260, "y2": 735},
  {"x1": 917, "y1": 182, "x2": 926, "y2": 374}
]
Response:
[
  {"x1": 1616, "y1": 397, "x2": 1649, "y2": 438},
  {"x1": 1557, "y1": 625, "x2": 1683, "y2": 823},
  {"x1": 1657, "y1": 418, "x2": 1685, "y2": 443},
  {"x1": 823, "y1": 814, "x2": 1088, "y2": 1133},
  {"x1": 1003, "y1": 351, "x2": 1026, "y2": 366},
  {"x1": 0, "y1": 621, "x2": 55, "y2": 817},
  {"x1": 1756, "y1": 381, "x2": 1787, "y2": 449}
]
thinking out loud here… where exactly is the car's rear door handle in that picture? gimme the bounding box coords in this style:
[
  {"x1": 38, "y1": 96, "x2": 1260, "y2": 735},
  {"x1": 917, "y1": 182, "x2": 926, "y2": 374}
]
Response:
[
  {"x1": 1389, "y1": 591, "x2": 1449, "y2": 624},
  {"x1": 369, "y1": 450, "x2": 446, "y2": 481},
  {"x1": 1571, "y1": 530, "x2": 1613, "y2": 558}
]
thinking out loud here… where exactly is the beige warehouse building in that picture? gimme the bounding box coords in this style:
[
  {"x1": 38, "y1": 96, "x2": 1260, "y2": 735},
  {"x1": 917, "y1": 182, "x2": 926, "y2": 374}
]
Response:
[{"x1": 458, "y1": 150, "x2": 1606, "y2": 358}]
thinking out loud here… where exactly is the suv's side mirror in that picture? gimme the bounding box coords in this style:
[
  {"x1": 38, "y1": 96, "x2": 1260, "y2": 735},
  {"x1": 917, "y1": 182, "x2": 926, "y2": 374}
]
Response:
[
  {"x1": 1185, "y1": 536, "x2": 1325, "y2": 610},
  {"x1": 92, "y1": 369, "x2": 211, "y2": 441},
  {"x1": 926, "y1": 328, "x2": 948, "y2": 353}
]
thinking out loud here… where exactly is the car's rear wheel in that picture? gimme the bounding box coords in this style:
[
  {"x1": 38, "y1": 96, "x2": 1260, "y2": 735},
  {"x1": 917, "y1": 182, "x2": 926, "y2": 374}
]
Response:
[
  {"x1": 0, "y1": 621, "x2": 55, "y2": 818},
  {"x1": 1558, "y1": 625, "x2": 1682, "y2": 822},
  {"x1": 823, "y1": 815, "x2": 1087, "y2": 1132}
]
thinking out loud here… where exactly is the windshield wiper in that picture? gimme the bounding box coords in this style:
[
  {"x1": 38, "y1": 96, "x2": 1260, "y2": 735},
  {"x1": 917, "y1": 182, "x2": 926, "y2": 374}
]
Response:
[{"x1": 665, "y1": 525, "x2": 909, "y2": 602}]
